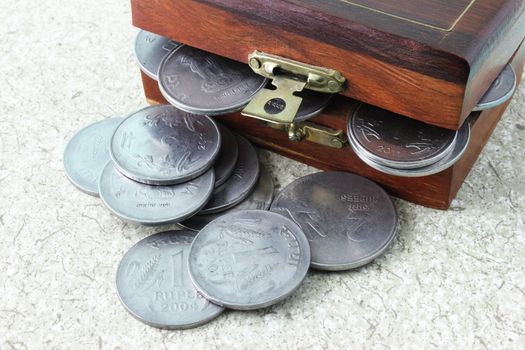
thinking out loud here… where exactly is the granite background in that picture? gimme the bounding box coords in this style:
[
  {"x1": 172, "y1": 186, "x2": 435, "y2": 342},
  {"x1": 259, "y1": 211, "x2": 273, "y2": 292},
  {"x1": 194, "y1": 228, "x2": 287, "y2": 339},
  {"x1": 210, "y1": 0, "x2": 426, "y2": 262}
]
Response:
[{"x1": 0, "y1": 0, "x2": 524, "y2": 349}]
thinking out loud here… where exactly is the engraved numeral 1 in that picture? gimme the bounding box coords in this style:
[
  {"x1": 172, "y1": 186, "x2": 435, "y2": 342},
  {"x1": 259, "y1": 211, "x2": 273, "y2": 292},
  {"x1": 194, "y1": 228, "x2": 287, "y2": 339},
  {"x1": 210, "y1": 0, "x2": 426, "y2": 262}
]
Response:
[{"x1": 171, "y1": 249, "x2": 184, "y2": 288}]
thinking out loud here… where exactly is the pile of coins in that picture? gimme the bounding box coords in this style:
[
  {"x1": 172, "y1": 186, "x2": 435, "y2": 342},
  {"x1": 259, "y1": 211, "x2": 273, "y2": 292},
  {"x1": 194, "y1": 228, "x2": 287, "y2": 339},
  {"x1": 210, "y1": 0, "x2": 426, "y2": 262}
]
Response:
[{"x1": 64, "y1": 27, "x2": 513, "y2": 329}]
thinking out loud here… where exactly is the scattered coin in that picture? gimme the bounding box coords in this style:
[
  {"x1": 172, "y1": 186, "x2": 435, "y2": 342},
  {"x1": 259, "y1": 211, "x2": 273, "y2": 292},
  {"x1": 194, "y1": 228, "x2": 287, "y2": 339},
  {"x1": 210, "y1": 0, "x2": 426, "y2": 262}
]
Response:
[
  {"x1": 475, "y1": 64, "x2": 517, "y2": 111},
  {"x1": 214, "y1": 124, "x2": 239, "y2": 187},
  {"x1": 294, "y1": 90, "x2": 333, "y2": 122},
  {"x1": 110, "y1": 105, "x2": 220, "y2": 185},
  {"x1": 199, "y1": 135, "x2": 260, "y2": 215},
  {"x1": 116, "y1": 230, "x2": 224, "y2": 329},
  {"x1": 99, "y1": 163, "x2": 214, "y2": 225},
  {"x1": 271, "y1": 172, "x2": 397, "y2": 271},
  {"x1": 352, "y1": 120, "x2": 471, "y2": 177},
  {"x1": 158, "y1": 45, "x2": 268, "y2": 115},
  {"x1": 188, "y1": 210, "x2": 311, "y2": 310},
  {"x1": 63, "y1": 117, "x2": 122, "y2": 196},
  {"x1": 348, "y1": 104, "x2": 458, "y2": 169},
  {"x1": 134, "y1": 30, "x2": 181, "y2": 80},
  {"x1": 180, "y1": 167, "x2": 274, "y2": 231}
]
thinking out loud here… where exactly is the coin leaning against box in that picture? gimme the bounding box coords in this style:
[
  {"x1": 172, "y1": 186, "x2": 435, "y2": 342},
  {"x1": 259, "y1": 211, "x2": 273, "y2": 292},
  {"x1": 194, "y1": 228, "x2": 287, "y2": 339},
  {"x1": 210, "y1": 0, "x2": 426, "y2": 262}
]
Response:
[{"x1": 61, "y1": 29, "x2": 516, "y2": 329}]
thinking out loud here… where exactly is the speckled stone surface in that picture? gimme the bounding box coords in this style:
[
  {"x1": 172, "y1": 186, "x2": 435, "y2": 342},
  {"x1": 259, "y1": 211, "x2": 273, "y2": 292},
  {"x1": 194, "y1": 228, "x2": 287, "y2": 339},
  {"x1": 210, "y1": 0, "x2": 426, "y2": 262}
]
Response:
[{"x1": 1, "y1": 1, "x2": 524, "y2": 349}]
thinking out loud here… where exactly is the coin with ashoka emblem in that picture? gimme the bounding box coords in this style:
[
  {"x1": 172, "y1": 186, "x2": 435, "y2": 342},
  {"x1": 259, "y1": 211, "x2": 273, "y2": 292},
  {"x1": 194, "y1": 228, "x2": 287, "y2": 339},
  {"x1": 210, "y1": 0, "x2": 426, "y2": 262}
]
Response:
[
  {"x1": 110, "y1": 105, "x2": 220, "y2": 185},
  {"x1": 188, "y1": 210, "x2": 310, "y2": 310},
  {"x1": 158, "y1": 45, "x2": 268, "y2": 115}
]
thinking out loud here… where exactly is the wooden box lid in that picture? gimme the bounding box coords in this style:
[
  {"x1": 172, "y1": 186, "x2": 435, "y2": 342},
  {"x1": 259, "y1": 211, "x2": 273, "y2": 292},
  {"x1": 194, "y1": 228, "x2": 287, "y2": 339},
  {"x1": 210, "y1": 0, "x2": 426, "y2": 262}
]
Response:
[{"x1": 131, "y1": 0, "x2": 525, "y2": 130}]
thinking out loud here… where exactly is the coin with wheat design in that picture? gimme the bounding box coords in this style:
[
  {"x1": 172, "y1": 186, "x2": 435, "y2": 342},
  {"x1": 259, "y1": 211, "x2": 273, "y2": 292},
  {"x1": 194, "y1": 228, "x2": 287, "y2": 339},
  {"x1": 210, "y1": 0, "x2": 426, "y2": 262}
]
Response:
[
  {"x1": 110, "y1": 105, "x2": 220, "y2": 185},
  {"x1": 116, "y1": 230, "x2": 224, "y2": 329},
  {"x1": 188, "y1": 210, "x2": 310, "y2": 310},
  {"x1": 63, "y1": 117, "x2": 122, "y2": 196},
  {"x1": 271, "y1": 172, "x2": 397, "y2": 271}
]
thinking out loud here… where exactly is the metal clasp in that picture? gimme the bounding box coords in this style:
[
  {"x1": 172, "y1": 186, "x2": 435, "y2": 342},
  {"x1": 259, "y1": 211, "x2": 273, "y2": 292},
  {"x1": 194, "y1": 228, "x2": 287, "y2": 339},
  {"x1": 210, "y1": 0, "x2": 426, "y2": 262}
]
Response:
[{"x1": 267, "y1": 122, "x2": 348, "y2": 149}]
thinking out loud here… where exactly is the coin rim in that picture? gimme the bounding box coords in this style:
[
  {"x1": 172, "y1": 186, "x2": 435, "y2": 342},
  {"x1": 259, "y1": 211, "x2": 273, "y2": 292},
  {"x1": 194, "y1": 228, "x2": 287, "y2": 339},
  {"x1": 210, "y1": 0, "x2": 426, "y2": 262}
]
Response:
[
  {"x1": 63, "y1": 117, "x2": 123, "y2": 197},
  {"x1": 350, "y1": 120, "x2": 471, "y2": 177},
  {"x1": 109, "y1": 105, "x2": 221, "y2": 185},
  {"x1": 198, "y1": 135, "x2": 260, "y2": 215},
  {"x1": 158, "y1": 45, "x2": 268, "y2": 116},
  {"x1": 115, "y1": 230, "x2": 225, "y2": 330},
  {"x1": 98, "y1": 162, "x2": 215, "y2": 225},
  {"x1": 293, "y1": 93, "x2": 333, "y2": 123},
  {"x1": 270, "y1": 171, "x2": 398, "y2": 271},
  {"x1": 474, "y1": 64, "x2": 517, "y2": 111},
  {"x1": 214, "y1": 124, "x2": 239, "y2": 188},
  {"x1": 187, "y1": 210, "x2": 311, "y2": 310},
  {"x1": 348, "y1": 104, "x2": 459, "y2": 169}
]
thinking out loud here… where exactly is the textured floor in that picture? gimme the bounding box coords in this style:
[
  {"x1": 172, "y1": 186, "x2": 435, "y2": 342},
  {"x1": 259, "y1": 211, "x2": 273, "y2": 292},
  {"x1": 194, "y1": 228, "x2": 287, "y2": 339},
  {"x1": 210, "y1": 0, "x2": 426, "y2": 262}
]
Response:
[{"x1": 1, "y1": 1, "x2": 524, "y2": 349}]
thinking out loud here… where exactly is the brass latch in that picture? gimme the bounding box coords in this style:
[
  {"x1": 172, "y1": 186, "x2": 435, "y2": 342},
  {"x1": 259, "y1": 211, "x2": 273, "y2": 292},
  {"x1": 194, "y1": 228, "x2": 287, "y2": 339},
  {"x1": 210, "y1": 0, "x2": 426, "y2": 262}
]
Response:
[
  {"x1": 242, "y1": 51, "x2": 346, "y2": 125},
  {"x1": 267, "y1": 122, "x2": 348, "y2": 149}
]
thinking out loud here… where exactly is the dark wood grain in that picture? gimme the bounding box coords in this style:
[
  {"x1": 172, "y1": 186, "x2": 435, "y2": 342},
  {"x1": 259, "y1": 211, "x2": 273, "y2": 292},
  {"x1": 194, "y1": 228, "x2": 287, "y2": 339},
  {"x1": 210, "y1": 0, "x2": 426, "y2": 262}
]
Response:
[
  {"x1": 131, "y1": 0, "x2": 525, "y2": 129},
  {"x1": 138, "y1": 38, "x2": 525, "y2": 209}
]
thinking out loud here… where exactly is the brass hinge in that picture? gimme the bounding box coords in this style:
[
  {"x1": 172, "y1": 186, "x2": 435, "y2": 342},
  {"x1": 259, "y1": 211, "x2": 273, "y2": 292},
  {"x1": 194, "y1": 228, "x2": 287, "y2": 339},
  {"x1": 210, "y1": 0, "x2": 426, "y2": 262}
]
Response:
[
  {"x1": 242, "y1": 51, "x2": 346, "y2": 125},
  {"x1": 267, "y1": 121, "x2": 348, "y2": 149}
]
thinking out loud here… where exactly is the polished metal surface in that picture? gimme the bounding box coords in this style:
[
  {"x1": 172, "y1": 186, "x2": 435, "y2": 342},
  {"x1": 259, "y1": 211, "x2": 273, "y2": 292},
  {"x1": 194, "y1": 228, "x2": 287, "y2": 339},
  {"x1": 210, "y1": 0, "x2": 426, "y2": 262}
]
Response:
[
  {"x1": 63, "y1": 118, "x2": 122, "y2": 196},
  {"x1": 180, "y1": 167, "x2": 274, "y2": 231},
  {"x1": 475, "y1": 64, "x2": 517, "y2": 111},
  {"x1": 188, "y1": 210, "x2": 311, "y2": 310},
  {"x1": 158, "y1": 45, "x2": 268, "y2": 115},
  {"x1": 214, "y1": 124, "x2": 238, "y2": 187},
  {"x1": 116, "y1": 230, "x2": 224, "y2": 329},
  {"x1": 134, "y1": 30, "x2": 181, "y2": 80},
  {"x1": 349, "y1": 104, "x2": 458, "y2": 169},
  {"x1": 98, "y1": 163, "x2": 214, "y2": 225},
  {"x1": 350, "y1": 120, "x2": 471, "y2": 177},
  {"x1": 271, "y1": 172, "x2": 397, "y2": 271},
  {"x1": 199, "y1": 135, "x2": 260, "y2": 215},
  {"x1": 110, "y1": 105, "x2": 220, "y2": 185}
]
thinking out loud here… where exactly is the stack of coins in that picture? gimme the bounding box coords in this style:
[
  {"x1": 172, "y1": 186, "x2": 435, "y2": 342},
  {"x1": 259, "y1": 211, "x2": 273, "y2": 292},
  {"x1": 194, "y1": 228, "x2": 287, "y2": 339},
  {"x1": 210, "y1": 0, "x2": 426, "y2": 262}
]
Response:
[
  {"x1": 347, "y1": 104, "x2": 471, "y2": 177},
  {"x1": 135, "y1": 30, "x2": 333, "y2": 122}
]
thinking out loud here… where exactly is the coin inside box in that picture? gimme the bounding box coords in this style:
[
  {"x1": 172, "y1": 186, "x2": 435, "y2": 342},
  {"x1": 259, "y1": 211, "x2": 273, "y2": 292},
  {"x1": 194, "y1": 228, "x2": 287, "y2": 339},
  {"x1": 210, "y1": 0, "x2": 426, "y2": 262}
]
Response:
[{"x1": 130, "y1": 0, "x2": 525, "y2": 209}]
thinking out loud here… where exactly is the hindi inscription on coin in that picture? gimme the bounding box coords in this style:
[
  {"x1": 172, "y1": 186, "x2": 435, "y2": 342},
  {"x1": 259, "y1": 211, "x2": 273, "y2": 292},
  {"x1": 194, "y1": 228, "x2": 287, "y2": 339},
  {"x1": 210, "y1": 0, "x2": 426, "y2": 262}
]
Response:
[
  {"x1": 63, "y1": 118, "x2": 122, "y2": 196},
  {"x1": 180, "y1": 167, "x2": 274, "y2": 231},
  {"x1": 188, "y1": 210, "x2": 310, "y2": 310},
  {"x1": 158, "y1": 45, "x2": 268, "y2": 115},
  {"x1": 99, "y1": 163, "x2": 214, "y2": 225},
  {"x1": 134, "y1": 30, "x2": 181, "y2": 80},
  {"x1": 271, "y1": 172, "x2": 397, "y2": 271},
  {"x1": 199, "y1": 135, "x2": 260, "y2": 215},
  {"x1": 214, "y1": 124, "x2": 239, "y2": 187},
  {"x1": 110, "y1": 105, "x2": 220, "y2": 185},
  {"x1": 116, "y1": 231, "x2": 224, "y2": 329},
  {"x1": 349, "y1": 104, "x2": 458, "y2": 169}
]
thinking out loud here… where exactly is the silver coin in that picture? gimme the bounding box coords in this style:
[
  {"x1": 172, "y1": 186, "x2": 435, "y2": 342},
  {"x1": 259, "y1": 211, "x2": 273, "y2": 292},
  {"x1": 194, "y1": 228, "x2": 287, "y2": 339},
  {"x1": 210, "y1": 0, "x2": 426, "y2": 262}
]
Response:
[
  {"x1": 199, "y1": 135, "x2": 260, "y2": 215},
  {"x1": 63, "y1": 118, "x2": 122, "y2": 196},
  {"x1": 158, "y1": 45, "x2": 268, "y2": 115},
  {"x1": 99, "y1": 162, "x2": 214, "y2": 225},
  {"x1": 110, "y1": 105, "x2": 220, "y2": 185},
  {"x1": 271, "y1": 172, "x2": 397, "y2": 271},
  {"x1": 214, "y1": 124, "x2": 239, "y2": 187},
  {"x1": 180, "y1": 166, "x2": 274, "y2": 231},
  {"x1": 294, "y1": 90, "x2": 333, "y2": 122},
  {"x1": 349, "y1": 104, "x2": 458, "y2": 169},
  {"x1": 475, "y1": 64, "x2": 517, "y2": 111},
  {"x1": 188, "y1": 210, "x2": 311, "y2": 310},
  {"x1": 116, "y1": 230, "x2": 224, "y2": 329},
  {"x1": 351, "y1": 120, "x2": 471, "y2": 177},
  {"x1": 134, "y1": 30, "x2": 181, "y2": 80}
]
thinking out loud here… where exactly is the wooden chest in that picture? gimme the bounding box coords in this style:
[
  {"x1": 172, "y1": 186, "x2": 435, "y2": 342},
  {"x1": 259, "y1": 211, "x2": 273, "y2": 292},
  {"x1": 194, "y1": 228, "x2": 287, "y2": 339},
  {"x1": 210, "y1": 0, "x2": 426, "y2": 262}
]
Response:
[{"x1": 130, "y1": 0, "x2": 525, "y2": 209}]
